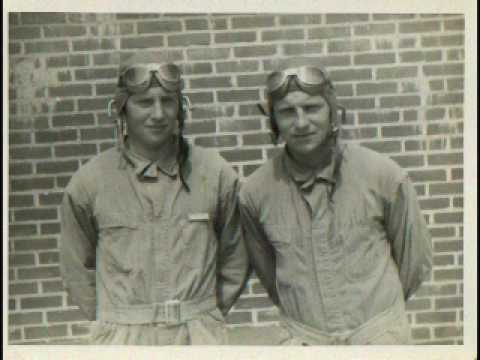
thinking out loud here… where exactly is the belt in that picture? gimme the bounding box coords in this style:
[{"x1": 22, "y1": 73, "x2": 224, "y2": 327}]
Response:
[
  {"x1": 99, "y1": 295, "x2": 217, "y2": 325},
  {"x1": 281, "y1": 299, "x2": 407, "y2": 345}
]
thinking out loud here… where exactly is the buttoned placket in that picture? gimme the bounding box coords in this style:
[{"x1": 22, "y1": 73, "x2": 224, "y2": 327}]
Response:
[{"x1": 300, "y1": 179, "x2": 347, "y2": 333}]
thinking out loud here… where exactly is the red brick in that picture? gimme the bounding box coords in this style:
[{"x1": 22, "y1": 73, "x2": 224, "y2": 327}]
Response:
[
  {"x1": 408, "y1": 169, "x2": 447, "y2": 182},
  {"x1": 9, "y1": 312, "x2": 43, "y2": 326},
  {"x1": 283, "y1": 42, "x2": 324, "y2": 56},
  {"x1": 10, "y1": 26, "x2": 42, "y2": 40},
  {"x1": 416, "y1": 311, "x2": 456, "y2": 324},
  {"x1": 75, "y1": 68, "x2": 117, "y2": 81},
  {"x1": 357, "y1": 82, "x2": 397, "y2": 96},
  {"x1": 354, "y1": 23, "x2": 395, "y2": 36},
  {"x1": 42, "y1": 280, "x2": 64, "y2": 293},
  {"x1": 9, "y1": 162, "x2": 33, "y2": 176},
  {"x1": 399, "y1": 20, "x2": 441, "y2": 33},
  {"x1": 137, "y1": 20, "x2": 181, "y2": 34},
  {"x1": 9, "y1": 42, "x2": 22, "y2": 55},
  {"x1": 218, "y1": 90, "x2": 259, "y2": 103},
  {"x1": 359, "y1": 112, "x2": 399, "y2": 127},
  {"x1": 342, "y1": 127, "x2": 378, "y2": 140},
  {"x1": 181, "y1": 62, "x2": 213, "y2": 76},
  {"x1": 446, "y1": 49, "x2": 465, "y2": 61},
  {"x1": 9, "y1": 253, "x2": 36, "y2": 267},
  {"x1": 80, "y1": 127, "x2": 115, "y2": 141},
  {"x1": 279, "y1": 14, "x2": 322, "y2": 26},
  {"x1": 225, "y1": 311, "x2": 252, "y2": 325},
  {"x1": 429, "y1": 93, "x2": 464, "y2": 106},
  {"x1": 434, "y1": 325, "x2": 463, "y2": 338},
  {"x1": 52, "y1": 113, "x2": 95, "y2": 127},
  {"x1": 411, "y1": 327, "x2": 431, "y2": 340},
  {"x1": 168, "y1": 33, "x2": 210, "y2": 47},
  {"x1": 185, "y1": 91, "x2": 214, "y2": 104},
  {"x1": 215, "y1": 32, "x2": 256, "y2": 44},
  {"x1": 360, "y1": 141, "x2": 401, "y2": 154},
  {"x1": 330, "y1": 68, "x2": 372, "y2": 82},
  {"x1": 36, "y1": 160, "x2": 79, "y2": 174},
  {"x1": 9, "y1": 299, "x2": 16, "y2": 311},
  {"x1": 444, "y1": 18, "x2": 465, "y2": 30},
  {"x1": 220, "y1": 149, "x2": 262, "y2": 162},
  {"x1": 39, "y1": 251, "x2": 60, "y2": 265},
  {"x1": 72, "y1": 38, "x2": 116, "y2": 52},
  {"x1": 190, "y1": 76, "x2": 233, "y2": 89},
  {"x1": 44, "y1": 25, "x2": 86, "y2": 37},
  {"x1": 191, "y1": 106, "x2": 234, "y2": 120},
  {"x1": 185, "y1": 18, "x2": 208, "y2": 30},
  {"x1": 434, "y1": 254, "x2": 456, "y2": 266},
  {"x1": 428, "y1": 153, "x2": 463, "y2": 166},
  {"x1": 11, "y1": 177, "x2": 55, "y2": 191},
  {"x1": 10, "y1": 147, "x2": 52, "y2": 160},
  {"x1": 184, "y1": 120, "x2": 216, "y2": 135},
  {"x1": 35, "y1": 129, "x2": 78, "y2": 144},
  {"x1": 434, "y1": 268, "x2": 463, "y2": 281},
  {"x1": 234, "y1": 45, "x2": 276, "y2": 58},
  {"x1": 261, "y1": 29, "x2": 304, "y2": 42},
  {"x1": 429, "y1": 79, "x2": 444, "y2": 91},
  {"x1": 24, "y1": 324, "x2": 68, "y2": 340},
  {"x1": 421, "y1": 34, "x2": 464, "y2": 47},
  {"x1": 99, "y1": 142, "x2": 116, "y2": 152},
  {"x1": 216, "y1": 60, "x2": 260, "y2": 74},
  {"x1": 354, "y1": 52, "x2": 396, "y2": 65},
  {"x1": 15, "y1": 208, "x2": 58, "y2": 222},
  {"x1": 52, "y1": 99, "x2": 75, "y2": 112},
  {"x1": 451, "y1": 168, "x2": 463, "y2": 181},
  {"x1": 391, "y1": 154, "x2": 425, "y2": 168},
  {"x1": 448, "y1": 107, "x2": 463, "y2": 120},
  {"x1": 380, "y1": 95, "x2": 421, "y2": 108},
  {"x1": 452, "y1": 197, "x2": 463, "y2": 208},
  {"x1": 237, "y1": 74, "x2": 267, "y2": 87},
  {"x1": 25, "y1": 40, "x2": 69, "y2": 54},
  {"x1": 400, "y1": 50, "x2": 442, "y2": 63},
  {"x1": 9, "y1": 116, "x2": 49, "y2": 130},
  {"x1": 54, "y1": 144, "x2": 97, "y2": 158},
  {"x1": 328, "y1": 39, "x2": 371, "y2": 53},
  {"x1": 339, "y1": 97, "x2": 375, "y2": 110},
  {"x1": 219, "y1": 119, "x2": 261, "y2": 132},
  {"x1": 326, "y1": 14, "x2": 369, "y2": 23},
  {"x1": 232, "y1": 16, "x2": 275, "y2": 29},
  {"x1": 9, "y1": 132, "x2": 32, "y2": 145},
  {"x1": 309, "y1": 26, "x2": 350, "y2": 39},
  {"x1": 419, "y1": 198, "x2": 450, "y2": 210},
  {"x1": 446, "y1": 78, "x2": 464, "y2": 91},
  {"x1": 434, "y1": 212, "x2": 463, "y2": 224},
  {"x1": 46, "y1": 309, "x2": 86, "y2": 323},
  {"x1": 9, "y1": 282, "x2": 38, "y2": 295},
  {"x1": 119, "y1": 35, "x2": 164, "y2": 49},
  {"x1": 57, "y1": 176, "x2": 74, "y2": 188},
  {"x1": 426, "y1": 108, "x2": 446, "y2": 121},
  {"x1": 9, "y1": 194, "x2": 35, "y2": 208},
  {"x1": 40, "y1": 222, "x2": 61, "y2": 235},
  {"x1": 95, "y1": 83, "x2": 116, "y2": 96},
  {"x1": 405, "y1": 298, "x2": 431, "y2": 311},
  {"x1": 21, "y1": 12, "x2": 66, "y2": 24},
  {"x1": 194, "y1": 135, "x2": 237, "y2": 148},
  {"x1": 9, "y1": 224, "x2": 38, "y2": 238},
  {"x1": 18, "y1": 266, "x2": 60, "y2": 281},
  {"x1": 377, "y1": 66, "x2": 418, "y2": 79},
  {"x1": 242, "y1": 133, "x2": 272, "y2": 146},
  {"x1": 415, "y1": 283, "x2": 457, "y2": 297}
]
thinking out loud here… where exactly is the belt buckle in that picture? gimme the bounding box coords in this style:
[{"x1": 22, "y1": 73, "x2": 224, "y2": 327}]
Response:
[{"x1": 164, "y1": 299, "x2": 181, "y2": 324}]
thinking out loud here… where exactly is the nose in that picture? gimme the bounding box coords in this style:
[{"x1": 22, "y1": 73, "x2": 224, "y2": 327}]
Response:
[
  {"x1": 293, "y1": 107, "x2": 309, "y2": 129},
  {"x1": 151, "y1": 99, "x2": 164, "y2": 120}
]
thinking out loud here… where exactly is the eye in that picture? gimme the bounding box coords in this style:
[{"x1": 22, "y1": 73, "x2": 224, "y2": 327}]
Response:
[
  {"x1": 304, "y1": 105, "x2": 322, "y2": 113},
  {"x1": 277, "y1": 107, "x2": 296, "y2": 116},
  {"x1": 135, "y1": 98, "x2": 154, "y2": 108}
]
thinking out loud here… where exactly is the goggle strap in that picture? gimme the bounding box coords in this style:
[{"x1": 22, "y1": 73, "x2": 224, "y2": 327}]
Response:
[{"x1": 107, "y1": 99, "x2": 115, "y2": 117}]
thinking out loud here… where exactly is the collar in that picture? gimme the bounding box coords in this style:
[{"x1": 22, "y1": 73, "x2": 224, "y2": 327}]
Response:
[
  {"x1": 120, "y1": 141, "x2": 178, "y2": 179},
  {"x1": 283, "y1": 142, "x2": 342, "y2": 191}
]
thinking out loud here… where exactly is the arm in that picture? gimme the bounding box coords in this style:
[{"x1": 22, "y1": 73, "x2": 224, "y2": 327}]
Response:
[
  {"x1": 214, "y1": 166, "x2": 251, "y2": 316},
  {"x1": 60, "y1": 179, "x2": 98, "y2": 320},
  {"x1": 386, "y1": 175, "x2": 433, "y2": 300},
  {"x1": 238, "y1": 190, "x2": 279, "y2": 306}
]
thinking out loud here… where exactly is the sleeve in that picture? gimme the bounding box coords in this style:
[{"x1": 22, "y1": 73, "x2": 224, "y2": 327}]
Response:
[
  {"x1": 385, "y1": 174, "x2": 433, "y2": 300},
  {"x1": 238, "y1": 189, "x2": 280, "y2": 306},
  {"x1": 60, "y1": 178, "x2": 98, "y2": 321},
  {"x1": 214, "y1": 164, "x2": 251, "y2": 316}
]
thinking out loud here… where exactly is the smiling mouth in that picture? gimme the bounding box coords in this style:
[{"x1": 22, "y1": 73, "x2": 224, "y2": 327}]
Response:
[
  {"x1": 145, "y1": 125, "x2": 168, "y2": 130},
  {"x1": 292, "y1": 133, "x2": 314, "y2": 138}
]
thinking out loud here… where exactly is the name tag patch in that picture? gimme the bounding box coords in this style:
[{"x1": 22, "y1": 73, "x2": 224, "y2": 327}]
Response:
[{"x1": 188, "y1": 213, "x2": 210, "y2": 222}]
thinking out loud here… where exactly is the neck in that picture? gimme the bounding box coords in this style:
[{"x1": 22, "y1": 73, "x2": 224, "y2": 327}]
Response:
[
  {"x1": 288, "y1": 137, "x2": 336, "y2": 170},
  {"x1": 127, "y1": 136, "x2": 178, "y2": 166}
]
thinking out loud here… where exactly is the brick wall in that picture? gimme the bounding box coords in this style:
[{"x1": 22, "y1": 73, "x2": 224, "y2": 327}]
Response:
[{"x1": 8, "y1": 13, "x2": 464, "y2": 345}]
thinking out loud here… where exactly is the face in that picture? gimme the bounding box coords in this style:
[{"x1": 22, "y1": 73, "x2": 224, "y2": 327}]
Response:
[
  {"x1": 273, "y1": 90, "x2": 331, "y2": 159},
  {"x1": 124, "y1": 86, "x2": 179, "y2": 155}
]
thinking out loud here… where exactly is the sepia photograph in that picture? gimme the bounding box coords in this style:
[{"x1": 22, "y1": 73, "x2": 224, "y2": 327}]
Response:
[{"x1": 4, "y1": 1, "x2": 476, "y2": 359}]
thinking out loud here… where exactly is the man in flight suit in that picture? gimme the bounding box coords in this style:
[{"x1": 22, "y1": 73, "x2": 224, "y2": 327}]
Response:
[
  {"x1": 60, "y1": 52, "x2": 250, "y2": 345},
  {"x1": 239, "y1": 65, "x2": 432, "y2": 345}
]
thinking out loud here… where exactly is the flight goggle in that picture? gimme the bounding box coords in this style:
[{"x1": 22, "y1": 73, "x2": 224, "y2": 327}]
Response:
[
  {"x1": 119, "y1": 63, "x2": 183, "y2": 93},
  {"x1": 266, "y1": 66, "x2": 333, "y2": 98}
]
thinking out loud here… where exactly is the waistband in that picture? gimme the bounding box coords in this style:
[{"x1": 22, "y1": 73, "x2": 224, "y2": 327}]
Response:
[
  {"x1": 281, "y1": 299, "x2": 406, "y2": 345},
  {"x1": 99, "y1": 295, "x2": 217, "y2": 325}
]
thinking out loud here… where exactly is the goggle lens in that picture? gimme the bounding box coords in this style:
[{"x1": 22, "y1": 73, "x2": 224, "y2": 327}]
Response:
[{"x1": 120, "y1": 63, "x2": 182, "y2": 93}]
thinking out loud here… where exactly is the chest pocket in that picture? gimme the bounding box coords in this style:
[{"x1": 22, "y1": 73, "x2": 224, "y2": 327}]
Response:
[
  {"x1": 342, "y1": 223, "x2": 386, "y2": 281},
  {"x1": 179, "y1": 212, "x2": 216, "y2": 270}
]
